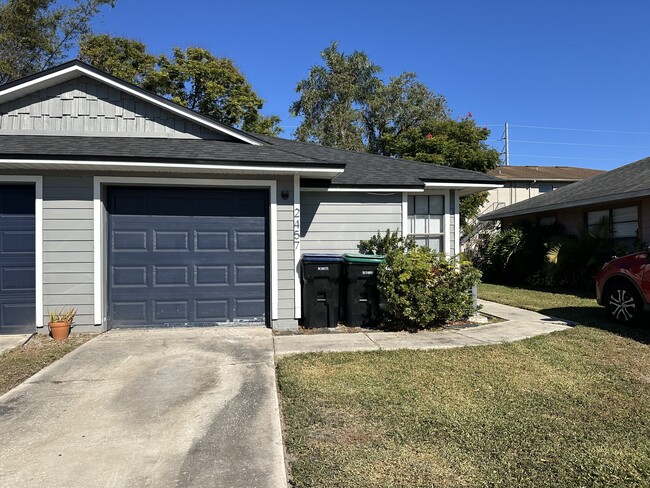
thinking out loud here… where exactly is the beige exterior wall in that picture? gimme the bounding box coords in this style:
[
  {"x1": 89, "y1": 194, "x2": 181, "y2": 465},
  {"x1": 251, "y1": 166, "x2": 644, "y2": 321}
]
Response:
[{"x1": 481, "y1": 181, "x2": 574, "y2": 215}]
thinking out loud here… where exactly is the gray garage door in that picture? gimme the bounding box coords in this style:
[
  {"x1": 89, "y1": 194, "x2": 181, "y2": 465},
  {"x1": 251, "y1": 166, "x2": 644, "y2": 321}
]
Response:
[
  {"x1": 107, "y1": 187, "x2": 268, "y2": 328},
  {"x1": 0, "y1": 185, "x2": 36, "y2": 334}
]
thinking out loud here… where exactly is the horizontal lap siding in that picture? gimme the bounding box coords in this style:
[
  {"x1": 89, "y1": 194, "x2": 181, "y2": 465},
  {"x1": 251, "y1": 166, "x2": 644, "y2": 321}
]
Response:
[
  {"x1": 276, "y1": 178, "x2": 295, "y2": 321},
  {"x1": 301, "y1": 192, "x2": 402, "y2": 255},
  {"x1": 42, "y1": 175, "x2": 95, "y2": 327}
]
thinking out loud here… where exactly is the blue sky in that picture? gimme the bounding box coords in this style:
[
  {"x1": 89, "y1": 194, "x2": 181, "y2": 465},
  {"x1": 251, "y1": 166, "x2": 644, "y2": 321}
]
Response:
[{"x1": 88, "y1": 0, "x2": 650, "y2": 170}]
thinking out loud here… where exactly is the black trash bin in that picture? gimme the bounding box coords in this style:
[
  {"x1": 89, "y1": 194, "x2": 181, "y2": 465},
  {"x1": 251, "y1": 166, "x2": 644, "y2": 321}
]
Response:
[
  {"x1": 343, "y1": 253, "x2": 385, "y2": 327},
  {"x1": 301, "y1": 254, "x2": 344, "y2": 328}
]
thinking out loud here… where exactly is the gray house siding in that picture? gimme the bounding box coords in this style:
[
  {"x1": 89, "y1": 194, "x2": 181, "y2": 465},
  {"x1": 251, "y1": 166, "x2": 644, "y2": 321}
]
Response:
[
  {"x1": 43, "y1": 175, "x2": 94, "y2": 328},
  {"x1": 301, "y1": 192, "x2": 403, "y2": 255},
  {"x1": 0, "y1": 76, "x2": 225, "y2": 139},
  {"x1": 38, "y1": 172, "x2": 295, "y2": 331}
]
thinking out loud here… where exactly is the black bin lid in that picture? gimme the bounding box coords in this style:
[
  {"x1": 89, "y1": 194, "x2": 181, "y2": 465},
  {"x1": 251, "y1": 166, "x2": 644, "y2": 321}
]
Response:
[{"x1": 302, "y1": 253, "x2": 344, "y2": 263}]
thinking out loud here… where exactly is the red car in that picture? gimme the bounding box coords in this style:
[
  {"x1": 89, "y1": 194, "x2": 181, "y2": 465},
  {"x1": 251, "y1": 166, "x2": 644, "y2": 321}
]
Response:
[{"x1": 596, "y1": 251, "x2": 650, "y2": 323}]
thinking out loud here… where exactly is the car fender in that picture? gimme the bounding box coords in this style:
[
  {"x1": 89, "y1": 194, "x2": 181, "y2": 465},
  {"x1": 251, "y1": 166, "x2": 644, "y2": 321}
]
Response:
[{"x1": 602, "y1": 272, "x2": 650, "y2": 310}]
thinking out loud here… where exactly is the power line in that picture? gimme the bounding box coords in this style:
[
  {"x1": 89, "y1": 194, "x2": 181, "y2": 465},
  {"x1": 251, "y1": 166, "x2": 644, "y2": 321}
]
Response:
[
  {"x1": 509, "y1": 140, "x2": 650, "y2": 150},
  {"x1": 511, "y1": 154, "x2": 617, "y2": 161},
  {"x1": 509, "y1": 124, "x2": 650, "y2": 136}
]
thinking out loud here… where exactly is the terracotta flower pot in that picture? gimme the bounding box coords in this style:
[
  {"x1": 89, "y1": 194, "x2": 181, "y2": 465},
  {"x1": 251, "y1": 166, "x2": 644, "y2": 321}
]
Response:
[{"x1": 49, "y1": 321, "x2": 71, "y2": 341}]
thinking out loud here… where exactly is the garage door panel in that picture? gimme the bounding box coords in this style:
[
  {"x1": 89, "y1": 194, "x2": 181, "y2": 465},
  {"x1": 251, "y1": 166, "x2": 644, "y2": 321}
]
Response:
[
  {"x1": 0, "y1": 185, "x2": 35, "y2": 334},
  {"x1": 108, "y1": 187, "x2": 268, "y2": 327}
]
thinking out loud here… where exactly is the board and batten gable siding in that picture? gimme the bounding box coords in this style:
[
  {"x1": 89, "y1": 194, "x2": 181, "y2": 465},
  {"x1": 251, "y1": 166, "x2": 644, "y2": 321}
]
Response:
[
  {"x1": 42, "y1": 175, "x2": 94, "y2": 327},
  {"x1": 0, "y1": 76, "x2": 226, "y2": 139},
  {"x1": 39, "y1": 172, "x2": 295, "y2": 330},
  {"x1": 300, "y1": 192, "x2": 402, "y2": 255}
]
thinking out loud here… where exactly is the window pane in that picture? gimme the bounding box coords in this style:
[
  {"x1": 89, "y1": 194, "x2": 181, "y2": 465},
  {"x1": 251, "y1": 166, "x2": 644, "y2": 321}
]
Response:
[
  {"x1": 429, "y1": 237, "x2": 443, "y2": 252},
  {"x1": 612, "y1": 206, "x2": 637, "y2": 223},
  {"x1": 429, "y1": 215, "x2": 443, "y2": 234},
  {"x1": 408, "y1": 196, "x2": 415, "y2": 215},
  {"x1": 415, "y1": 215, "x2": 427, "y2": 234},
  {"x1": 587, "y1": 210, "x2": 608, "y2": 226},
  {"x1": 429, "y1": 195, "x2": 444, "y2": 215},
  {"x1": 415, "y1": 236, "x2": 427, "y2": 247},
  {"x1": 613, "y1": 221, "x2": 637, "y2": 238},
  {"x1": 415, "y1": 195, "x2": 428, "y2": 215},
  {"x1": 538, "y1": 184, "x2": 553, "y2": 193}
]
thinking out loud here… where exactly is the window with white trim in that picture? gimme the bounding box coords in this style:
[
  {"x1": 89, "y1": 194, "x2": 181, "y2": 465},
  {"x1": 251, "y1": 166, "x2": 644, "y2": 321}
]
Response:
[{"x1": 408, "y1": 195, "x2": 444, "y2": 251}]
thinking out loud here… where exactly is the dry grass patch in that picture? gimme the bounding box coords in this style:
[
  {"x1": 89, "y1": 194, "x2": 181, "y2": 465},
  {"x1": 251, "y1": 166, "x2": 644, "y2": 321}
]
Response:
[{"x1": 0, "y1": 333, "x2": 96, "y2": 395}]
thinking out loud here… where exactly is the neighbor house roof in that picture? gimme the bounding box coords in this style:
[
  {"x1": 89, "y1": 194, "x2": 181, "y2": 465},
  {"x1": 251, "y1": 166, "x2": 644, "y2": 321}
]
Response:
[
  {"x1": 481, "y1": 157, "x2": 650, "y2": 220},
  {"x1": 487, "y1": 165, "x2": 604, "y2": 181}
]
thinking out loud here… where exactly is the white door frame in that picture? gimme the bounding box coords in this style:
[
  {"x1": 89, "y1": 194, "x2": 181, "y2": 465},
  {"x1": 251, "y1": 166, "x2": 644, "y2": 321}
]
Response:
[
  {"x1": 93, "y1": 176, "x2": 278, "y2": 327},
  {"x1": 0, "y1": 176, "x2": 43, "y2": 328}
]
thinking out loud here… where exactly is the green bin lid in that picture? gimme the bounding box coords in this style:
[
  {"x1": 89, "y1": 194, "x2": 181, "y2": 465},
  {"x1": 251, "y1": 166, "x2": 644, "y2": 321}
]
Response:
[{"x1": 343, "y1": 253, "x2": 385, "y2": 263}]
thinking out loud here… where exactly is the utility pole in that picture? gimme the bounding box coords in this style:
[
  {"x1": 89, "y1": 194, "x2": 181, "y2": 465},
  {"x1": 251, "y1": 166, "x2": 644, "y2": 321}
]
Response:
[{"x1": 504, "y1": 122, "x2": 510, "y2": 166}]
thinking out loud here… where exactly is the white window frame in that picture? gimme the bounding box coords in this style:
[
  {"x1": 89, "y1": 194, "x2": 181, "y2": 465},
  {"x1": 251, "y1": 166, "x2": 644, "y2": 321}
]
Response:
[
  {"x1": 402, "y1": 190, "x2": 451, "y2": 255},
  {"x1": 93, "y1": 176, "x2": 278, "y2": 328}
]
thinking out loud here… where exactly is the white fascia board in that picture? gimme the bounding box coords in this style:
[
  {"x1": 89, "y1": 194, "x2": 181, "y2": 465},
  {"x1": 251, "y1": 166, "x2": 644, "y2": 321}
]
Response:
[
  {"x1": 424, "y1": 181, "x2": 503, "y2": 197},
  {"x1": 301, "y1": 187, "x2": 425, "y2": 193},
  {"x1": 0, "y1": 65, "x2": 262, "y2": 146},
  {"x1": 0, "y1": 158, "x2": 342, "y2": 176}
]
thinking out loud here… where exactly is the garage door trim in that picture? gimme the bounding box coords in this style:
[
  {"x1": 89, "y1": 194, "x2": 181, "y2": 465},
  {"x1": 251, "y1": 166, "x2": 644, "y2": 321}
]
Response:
[
  {"x1": 94, "y1": 176, "x2": 278, "y2": 328},
  {"x1": 0, "y1": 176, "x2": 43, "y2": 329}
]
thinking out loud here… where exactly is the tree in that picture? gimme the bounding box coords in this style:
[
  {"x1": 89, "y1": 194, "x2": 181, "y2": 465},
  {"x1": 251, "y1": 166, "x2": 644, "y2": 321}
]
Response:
[
  {"x1": 388, "y1": 116, "x2": 501, "y2": 225},
  {"x1": 79, "y1": 37, "x2": 281, "y2": 135},
  {"x1": 0, "y1": 0, "x2": 115, "y2": 85},
  {"x1": 78, "y1": 34, "x2": 155, "y2": 85},
  {"x1": 290, "y1": 42, "x2": 447, "y2": 153},
  {"x1": 291, "y1": 43, "x2": 499, "y2": 224},
  {"x1": 290, "y1": 42, "x2": 381, "y2": 151}
]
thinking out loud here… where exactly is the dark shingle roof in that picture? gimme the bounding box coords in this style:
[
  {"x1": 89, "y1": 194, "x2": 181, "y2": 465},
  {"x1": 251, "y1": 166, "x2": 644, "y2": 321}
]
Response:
[
  {"x1": 481, "y1": 157, "x2": 650, "y2": 220},
  {"x1": 0, "y1": 133, "x2": 501, "y2": 188},
  {"x1": 253, "y1": 135, "x2": 500, "y2": 187},
  {"x1": 0, "y1": 135, "x2": 334, "y2": 167},
  {"x1": 488, "y1": 165, "x2": 604, "y2": 181}
]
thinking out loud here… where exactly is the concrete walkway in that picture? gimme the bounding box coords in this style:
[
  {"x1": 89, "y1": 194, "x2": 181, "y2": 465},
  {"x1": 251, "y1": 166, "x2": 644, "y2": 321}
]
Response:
[
  {"x1": 274, "y1": 300, "x2": 574, "y2": 356},
  {"x1": 0, "y1": 333, "x2": 33, "y2": 355},
  {"x1": 0, "y1": 327, "x2": 287, "y2": 488}
]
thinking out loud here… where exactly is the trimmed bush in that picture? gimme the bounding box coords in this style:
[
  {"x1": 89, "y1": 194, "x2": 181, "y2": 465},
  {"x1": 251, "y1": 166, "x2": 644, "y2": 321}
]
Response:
[{"x1": 377, "y1": 246, "x2": 481, "y2": 329}]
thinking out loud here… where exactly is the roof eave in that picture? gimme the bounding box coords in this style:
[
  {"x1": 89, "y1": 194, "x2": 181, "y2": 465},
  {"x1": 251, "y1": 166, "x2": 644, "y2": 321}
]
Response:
[{"x1": 480, "y1": 188, "x2": 650, "y2": 221}]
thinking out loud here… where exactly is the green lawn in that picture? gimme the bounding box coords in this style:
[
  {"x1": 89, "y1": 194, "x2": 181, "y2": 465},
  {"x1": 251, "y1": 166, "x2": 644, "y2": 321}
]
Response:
[{"x1": 278, "y1": 286, "x2": 650, "y2": 487}]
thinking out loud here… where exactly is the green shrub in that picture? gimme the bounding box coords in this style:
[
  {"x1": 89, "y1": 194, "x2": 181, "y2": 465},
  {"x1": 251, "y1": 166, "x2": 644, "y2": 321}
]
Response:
[
  {"x1": 359, "y1": 229, "x2": 416, "y2": 255},
  {"x1": 378, "y1": 247, "x2": 481, "y2": 329}
]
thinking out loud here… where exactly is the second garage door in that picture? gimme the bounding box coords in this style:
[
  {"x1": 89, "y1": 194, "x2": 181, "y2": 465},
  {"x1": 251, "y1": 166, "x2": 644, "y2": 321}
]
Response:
[{"x1": 107, "y1": 186, "x2": 268, "y2": 328}]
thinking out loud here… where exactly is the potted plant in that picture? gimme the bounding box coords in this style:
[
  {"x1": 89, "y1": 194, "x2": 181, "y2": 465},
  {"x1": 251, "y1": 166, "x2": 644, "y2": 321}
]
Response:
[{"x1": 48, "y1": 308, "x2": 77, "y2": 341}]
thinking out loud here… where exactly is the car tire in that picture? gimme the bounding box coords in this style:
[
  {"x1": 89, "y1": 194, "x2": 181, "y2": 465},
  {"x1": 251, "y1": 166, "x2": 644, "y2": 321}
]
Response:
[{"x1": 604, "y1": 282, "x2": 643, "y2": 324}]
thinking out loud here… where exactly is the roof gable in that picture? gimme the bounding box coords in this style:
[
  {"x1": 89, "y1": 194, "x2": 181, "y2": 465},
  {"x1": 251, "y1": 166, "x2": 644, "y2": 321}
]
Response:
[{"x1": 0, "y1": 60, "x2": 262, "y2": 144}]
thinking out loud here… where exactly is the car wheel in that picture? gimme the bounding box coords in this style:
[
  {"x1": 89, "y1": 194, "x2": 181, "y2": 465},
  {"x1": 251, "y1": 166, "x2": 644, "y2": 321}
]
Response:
[{"x1": 605, "y1": 282, "x2": 642, "y2": 324}]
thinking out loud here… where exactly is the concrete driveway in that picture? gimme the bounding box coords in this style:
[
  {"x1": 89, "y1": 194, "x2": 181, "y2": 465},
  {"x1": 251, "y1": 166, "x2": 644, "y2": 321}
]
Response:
[{"x1": 0, "y1": 327, "x2": 287, "y2": 488}]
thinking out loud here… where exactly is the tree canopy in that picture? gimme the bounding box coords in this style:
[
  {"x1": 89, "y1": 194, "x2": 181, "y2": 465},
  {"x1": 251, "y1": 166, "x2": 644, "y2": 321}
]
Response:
[
  {"x1": 291, "y1": 42, "x2": 500, "y2": 224},
  {"x1": 0, "y1": 0, "x2": 115, "y2": 85},
  {"x1": 79, "y1": 35, "x2": 281, "y2": 135}
]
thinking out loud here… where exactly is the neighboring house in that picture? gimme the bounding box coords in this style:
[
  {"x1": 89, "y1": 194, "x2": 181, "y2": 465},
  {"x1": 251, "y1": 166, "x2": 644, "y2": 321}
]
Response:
[
  {"x1": 481, "y1": 156, "x2": 650, "y2": 252},
  {"x1": 480, "y1": 165, "x2": 604, "y2": 216},
  {"x1": 0, "y1": 60, "x2": 501, "y2": 334}
]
